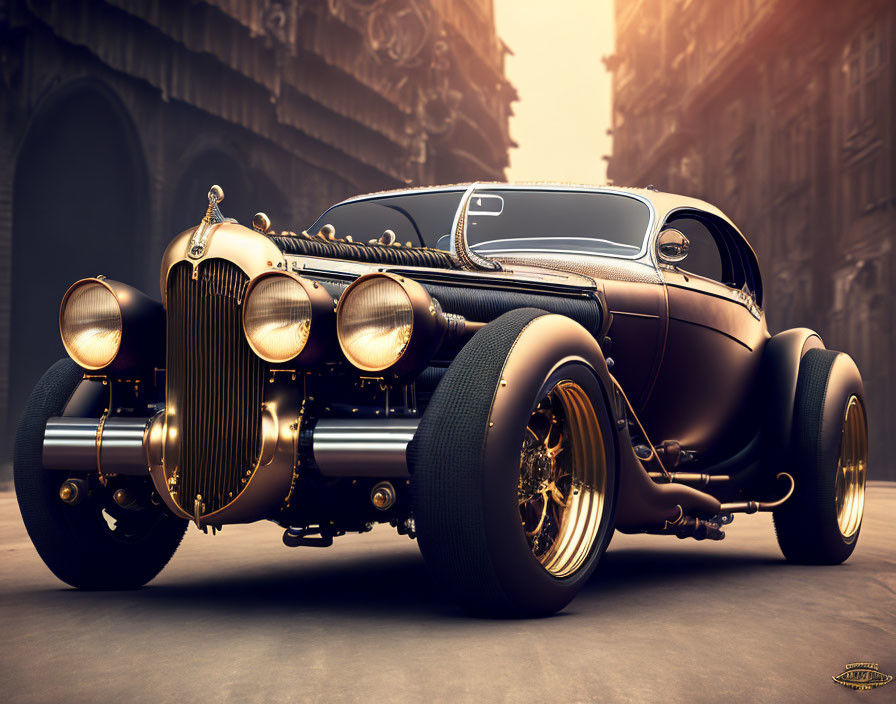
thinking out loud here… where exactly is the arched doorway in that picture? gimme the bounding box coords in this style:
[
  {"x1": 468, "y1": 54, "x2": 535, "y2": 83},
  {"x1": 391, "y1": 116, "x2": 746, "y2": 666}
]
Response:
[{"x1": 9, "y1": 82, "x2": 147, "y2": 443}]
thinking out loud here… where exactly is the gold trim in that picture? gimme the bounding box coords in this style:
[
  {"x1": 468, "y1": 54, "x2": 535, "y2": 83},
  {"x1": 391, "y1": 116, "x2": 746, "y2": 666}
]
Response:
[
  {"x1": 518, "y1": 380, "x2": 607, "y2": 578},
  {"x1": 835, "y1": 396, "x2": 867, "y2": 539},
  {"x1": 282, "y1": 404, "x2": 304, "y2": 509},
  {"x1": 718, "y1": 473, "x2": 794, "y2": 514},
  {"x1": 252, "y1": 212, "x2": 272, "y2": 233},
  {"x1": 186, "y1": 185, "x2": 225, "y2": 260},
  {"x1": 154, "y1": 256, "x2": 296, "y2": 525},
  {"x1": 94, "y1": 378, "x2": 112, "y2": 479},
  {"x1": 95, "y1": 412, "x2": 107, "y2": 474},
  {"x1": 152, "y1": 382, "x2": 301, "y2": 526},
  {"x1": 159, "y1": 222, "x2": 287, "y2": 304}
]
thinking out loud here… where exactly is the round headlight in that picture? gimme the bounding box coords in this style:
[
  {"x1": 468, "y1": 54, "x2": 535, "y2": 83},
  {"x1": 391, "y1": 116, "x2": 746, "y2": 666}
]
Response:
[
  {"x1": 60, "y1": 280, "x2": 122, "y2": 369},
  {"x1": 243, "y1": 274, "x2": 313, "y2": 363},
  {"x1": 337, "y1": 275, "x2": 414, "y2": 372}
]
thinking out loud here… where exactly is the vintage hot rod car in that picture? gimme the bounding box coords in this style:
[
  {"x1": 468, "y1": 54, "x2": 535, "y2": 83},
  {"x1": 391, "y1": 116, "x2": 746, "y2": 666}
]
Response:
[{"x1": 15, "y1": 183, "x2": 868, "y2": 616}]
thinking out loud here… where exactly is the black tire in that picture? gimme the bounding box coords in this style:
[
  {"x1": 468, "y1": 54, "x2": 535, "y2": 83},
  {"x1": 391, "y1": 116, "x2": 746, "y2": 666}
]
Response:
[
  {"x1": 410, "y1": 309, "x2": 618, "y2": 617},
  {"x1": 773, "y1": 349, "x2": 867, "y2": 564},
  {"x1": 14, "y1": 359, "x2": 188, "y2": 589}
]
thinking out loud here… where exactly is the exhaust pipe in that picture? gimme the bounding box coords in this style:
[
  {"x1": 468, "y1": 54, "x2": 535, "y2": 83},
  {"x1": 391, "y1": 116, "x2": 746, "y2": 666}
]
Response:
[
  {"x1": 43, "y1": 416, "x2": 154, "y2": 476},
  {"x1": 312, "y1": 418, "x2": 419, "y2": 478},
  {"x1": 614, "y1": 431, "x2": 722, "y2": 533},
  {"x1": 43, "y1": 415, "x2": 421, "y2": 479}
]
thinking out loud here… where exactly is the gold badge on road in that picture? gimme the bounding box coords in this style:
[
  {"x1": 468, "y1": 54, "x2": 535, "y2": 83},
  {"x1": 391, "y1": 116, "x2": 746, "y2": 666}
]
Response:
[{"x1": 832, "y1": 662, "x2": 893, "y2": 690}]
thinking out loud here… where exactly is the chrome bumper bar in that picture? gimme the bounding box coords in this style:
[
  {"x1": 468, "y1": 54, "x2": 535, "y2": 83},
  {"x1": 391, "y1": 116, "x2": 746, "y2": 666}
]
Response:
[{"x1": 42, "y1": 415, "x2": 420, "y2": 478}]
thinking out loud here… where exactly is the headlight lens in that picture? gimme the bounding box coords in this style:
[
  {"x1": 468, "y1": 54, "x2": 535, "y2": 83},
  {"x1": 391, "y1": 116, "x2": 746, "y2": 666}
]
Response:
[
  {"x1": 60, "y1": 281, "x2": 122, "y2": 369},
  {"x1": 243, "y1": 274, "x2": 312, "y2": 363},
  {"x1": 337, "y1": 275, "x2": 413, "y2": 371}
]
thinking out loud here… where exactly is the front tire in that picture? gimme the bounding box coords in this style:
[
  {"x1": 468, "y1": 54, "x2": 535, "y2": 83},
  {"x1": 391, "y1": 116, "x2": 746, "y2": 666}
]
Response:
[
  {"x1": 410, "y1": 309, "x2": 618, "y2": 617},
  {"x1": 14, "y1": 359, "x2": 188, "y2": 589},
  {"x1": 773, "y1": 349, "x2": 867, "y2": 564}
]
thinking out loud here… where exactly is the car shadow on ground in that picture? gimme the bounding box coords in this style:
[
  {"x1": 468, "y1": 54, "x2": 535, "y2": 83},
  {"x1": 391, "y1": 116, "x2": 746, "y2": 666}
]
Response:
[
  {"x1": 586, "y1": 546, "x2": 782, "y2": 596},
  {"x1": 29, "y1": 543, "x2": 784, "y2": 622}
]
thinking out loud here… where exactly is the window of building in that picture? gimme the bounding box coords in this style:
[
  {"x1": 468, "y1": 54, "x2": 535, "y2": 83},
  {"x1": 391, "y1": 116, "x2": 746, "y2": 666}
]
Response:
[
  {"x1": 842, "y1": 155, "x2": 884, "y2": 223},
  {"x1": 843, "y1": 26, "x2": 887, "y2": 135},
  {"x1": 772, "y1": 114, "x2": 808, "y2": 187}
]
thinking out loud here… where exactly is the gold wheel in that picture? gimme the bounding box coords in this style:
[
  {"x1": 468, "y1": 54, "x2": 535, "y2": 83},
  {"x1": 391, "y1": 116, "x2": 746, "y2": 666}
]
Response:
[
  {"x1": 518, "y1": 380, "x2": 606, "y2": 578},
  {"x1": 835, "y1": 396, "x2": 867, "y2": 539}
]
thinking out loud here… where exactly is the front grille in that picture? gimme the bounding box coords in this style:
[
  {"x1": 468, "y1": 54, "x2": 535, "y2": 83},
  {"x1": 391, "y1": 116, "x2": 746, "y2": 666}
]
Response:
[{"x1": 166, "y1": 259, "x2": 266, "y2": 515}]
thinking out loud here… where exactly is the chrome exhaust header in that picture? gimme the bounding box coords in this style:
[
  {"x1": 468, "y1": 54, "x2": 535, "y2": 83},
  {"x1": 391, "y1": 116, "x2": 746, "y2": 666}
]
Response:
[
  {"x1": 43, "y1": 415, "x2": 420, "y2": 479},
  {"x1": 312, "y1": 418, "x2": 419, "y2": 478},
  {"x1": 43, "y1": 416, "x2": 155, "y2": 476}
]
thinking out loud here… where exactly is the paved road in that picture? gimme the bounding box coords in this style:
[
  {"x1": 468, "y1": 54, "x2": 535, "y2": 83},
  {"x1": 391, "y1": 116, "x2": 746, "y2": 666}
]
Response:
[{"x1": 1, "y1": 484, "x2": 894, "y2": 704}]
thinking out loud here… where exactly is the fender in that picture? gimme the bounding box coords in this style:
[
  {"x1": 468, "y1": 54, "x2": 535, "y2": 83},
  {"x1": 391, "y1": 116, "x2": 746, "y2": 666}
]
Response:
[
  {"x1": 762, "y1": 328, "x2": 824, "y2": 459},
  {"x1": 61, "y1": 376, "x2": 108, "y2": 418},
  {"x1": 479, "y1": 312, "x2": 720, "y2": 535}
]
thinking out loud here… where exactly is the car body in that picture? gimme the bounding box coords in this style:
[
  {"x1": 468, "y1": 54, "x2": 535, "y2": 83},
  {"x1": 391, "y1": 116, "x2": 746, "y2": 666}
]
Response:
[{"x1": 16, "y1": 182, "x2": 869, "y2": 616}]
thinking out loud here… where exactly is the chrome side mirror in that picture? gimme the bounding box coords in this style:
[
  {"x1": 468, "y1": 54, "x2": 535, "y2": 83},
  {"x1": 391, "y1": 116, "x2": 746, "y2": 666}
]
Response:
[{"x1": 656, "y1": 228, "x2": 690, "y2": 264}]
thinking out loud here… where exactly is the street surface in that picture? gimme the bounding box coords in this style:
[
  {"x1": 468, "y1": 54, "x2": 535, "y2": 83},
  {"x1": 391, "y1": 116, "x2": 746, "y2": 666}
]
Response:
[{"x1": 1, "y1": 483, "x2": 894, "y2": 704}]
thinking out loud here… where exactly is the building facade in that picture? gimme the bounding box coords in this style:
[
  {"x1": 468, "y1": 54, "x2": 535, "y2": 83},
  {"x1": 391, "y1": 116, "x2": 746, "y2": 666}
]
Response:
[
  {"x1": 0, "y1": 0, "x2": 515, "y2": 463},
  {"x1": 607, "y1": 0, "x2": 895, "y2": 478}
]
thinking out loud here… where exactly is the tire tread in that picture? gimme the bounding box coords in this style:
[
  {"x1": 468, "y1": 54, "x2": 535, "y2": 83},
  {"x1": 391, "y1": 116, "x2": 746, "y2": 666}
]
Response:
[{"x1": 14, "y1": 359, "x2": 187, "y2": 589}]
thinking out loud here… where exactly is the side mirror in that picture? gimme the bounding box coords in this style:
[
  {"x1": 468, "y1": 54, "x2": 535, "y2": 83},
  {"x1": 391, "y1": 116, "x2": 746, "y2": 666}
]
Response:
[{"x1": 656, "y1": 228, "x2": 690, "y2": 264}]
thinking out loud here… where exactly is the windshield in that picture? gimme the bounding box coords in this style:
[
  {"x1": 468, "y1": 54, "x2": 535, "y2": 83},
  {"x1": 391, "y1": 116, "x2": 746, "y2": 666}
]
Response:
[
  {"x1": 308, "y1": 188, "x2": 652, "y2": 258},
  {"x1": 308, "y1": 191, "x2": 462, "y2": 248}
]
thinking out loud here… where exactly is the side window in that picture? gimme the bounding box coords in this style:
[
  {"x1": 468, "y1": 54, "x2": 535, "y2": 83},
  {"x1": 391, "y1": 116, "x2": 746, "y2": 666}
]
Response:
[
  {"x1": 666, "y1": 217, "x2": 724, "y2": 283},
  {"x1": 714, "y1": 217, "x2": 764, "y2": 307},
  {"x1": 665, "y1": 212, "x2": 764, "y2": 307}
]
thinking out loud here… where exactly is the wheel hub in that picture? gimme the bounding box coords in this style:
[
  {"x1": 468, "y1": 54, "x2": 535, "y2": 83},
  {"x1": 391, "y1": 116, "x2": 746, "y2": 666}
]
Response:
[
  {"x1": 835, "y1": 395, "x2": 867, "y2": 539},
  {"x1": 518, "y1": 380, "x2": 606, "y2": 578}
]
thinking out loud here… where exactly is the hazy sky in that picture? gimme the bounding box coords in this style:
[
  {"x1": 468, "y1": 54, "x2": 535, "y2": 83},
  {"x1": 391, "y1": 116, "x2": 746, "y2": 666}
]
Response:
[{"x1": 493, "y1": 0, "x2": 614, "y2": 184}]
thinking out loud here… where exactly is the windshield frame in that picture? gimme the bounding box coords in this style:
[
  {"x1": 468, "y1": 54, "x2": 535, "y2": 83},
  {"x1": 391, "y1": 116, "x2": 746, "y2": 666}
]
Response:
[{"x1": 310, "y1": 184, "x2": 657, "y2": 261}]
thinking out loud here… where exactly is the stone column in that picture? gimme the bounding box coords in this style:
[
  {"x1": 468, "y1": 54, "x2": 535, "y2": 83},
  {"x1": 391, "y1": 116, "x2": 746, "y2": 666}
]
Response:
[{"x1": 0, "y1": 96, "x2": 16, "y2": 457}]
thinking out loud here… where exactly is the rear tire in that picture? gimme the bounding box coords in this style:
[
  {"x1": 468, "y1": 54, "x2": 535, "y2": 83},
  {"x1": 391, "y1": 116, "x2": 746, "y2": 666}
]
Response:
[
  {"x1": 14, "y1": 359, "x2": 188, "y2": 589},
  {"x1": 410, "y1": 309, "x2": 618, "y2": 617},
  {"x1": 773, "y1": 349, "x2": 867, "y2": 564}
]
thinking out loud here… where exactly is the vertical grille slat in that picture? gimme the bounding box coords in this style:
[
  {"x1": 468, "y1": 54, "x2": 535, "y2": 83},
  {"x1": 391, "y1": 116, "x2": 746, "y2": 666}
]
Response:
[{"x1": 166, "y1": 260, "x2": 266, "y2": 516}]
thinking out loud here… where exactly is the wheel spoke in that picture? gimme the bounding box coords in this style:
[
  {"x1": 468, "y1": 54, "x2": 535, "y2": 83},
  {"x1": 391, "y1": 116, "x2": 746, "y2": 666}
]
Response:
[
  {"x1": 517, "y1": 380, "x2": 607, "y2": 576},
  {"x1": 547, "y1": 480, "x2": 568, "y2": 508},
  {"x1": 525, "y1": 493, "x2": 550, "y2": 538}
]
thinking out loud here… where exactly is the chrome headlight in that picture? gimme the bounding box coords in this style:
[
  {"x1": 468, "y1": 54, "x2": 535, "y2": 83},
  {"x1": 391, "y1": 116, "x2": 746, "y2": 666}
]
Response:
[
  {"x1": 243, "y1": 272, "x2": 332, "y2": 364},
  {"x1": 60, "y1": 279, "x2": 122, "y2": 369},
  {"x1": 336, "y1": 273, "x2": 447, "y2": 375},
  {"x1": 60, "y1": 277, "x2": 164, "y2": 372}
]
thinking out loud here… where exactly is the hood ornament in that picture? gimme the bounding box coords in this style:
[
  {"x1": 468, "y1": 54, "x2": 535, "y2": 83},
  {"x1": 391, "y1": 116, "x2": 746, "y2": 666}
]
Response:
[
  {"x1": 203, "y1": 185, "x2": 225, "y2": 224},
  {"x1": 187, "y1": 185, "x2": 225, "y2": 260},
  {"x1": 450, "y1": 183, "x2": 502, "y2": 272}
]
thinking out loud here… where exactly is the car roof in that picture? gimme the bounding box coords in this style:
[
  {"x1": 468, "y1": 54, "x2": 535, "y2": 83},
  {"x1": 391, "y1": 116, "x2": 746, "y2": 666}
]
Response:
[
  {"x1": 324, "y1": 181, "x2": 763, "y2": 304},
  {"x1": 333, "y1": 182, "x2": 738, "y2": 232}
]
